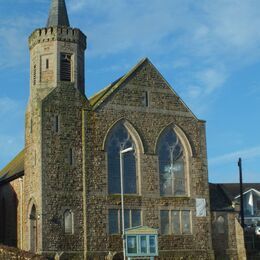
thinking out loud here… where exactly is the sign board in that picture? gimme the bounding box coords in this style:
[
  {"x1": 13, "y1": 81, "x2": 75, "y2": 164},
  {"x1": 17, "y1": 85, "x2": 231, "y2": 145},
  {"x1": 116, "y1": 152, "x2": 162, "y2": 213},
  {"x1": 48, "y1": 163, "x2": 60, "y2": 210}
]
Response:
[
  {"x1": 196, "y1": 198, "x2": 206, "y2": 217},
  {"x1": 125, "y1": 226, "x2": 158, "y2": 258}
]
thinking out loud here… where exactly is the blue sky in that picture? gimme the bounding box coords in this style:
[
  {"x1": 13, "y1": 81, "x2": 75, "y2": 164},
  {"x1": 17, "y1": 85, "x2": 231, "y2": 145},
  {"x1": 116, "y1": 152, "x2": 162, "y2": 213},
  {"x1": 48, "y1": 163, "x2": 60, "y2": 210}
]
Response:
[{"x1": 0, "y1": 0, "x2": 259, "y2": 183}]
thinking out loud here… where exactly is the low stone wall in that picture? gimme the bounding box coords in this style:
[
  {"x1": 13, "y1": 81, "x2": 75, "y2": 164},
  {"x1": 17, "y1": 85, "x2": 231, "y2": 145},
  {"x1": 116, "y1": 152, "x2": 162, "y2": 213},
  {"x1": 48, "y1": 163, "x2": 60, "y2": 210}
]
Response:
[{"x1": 0, "y1": 244, "x2": 47, "y2": 260}]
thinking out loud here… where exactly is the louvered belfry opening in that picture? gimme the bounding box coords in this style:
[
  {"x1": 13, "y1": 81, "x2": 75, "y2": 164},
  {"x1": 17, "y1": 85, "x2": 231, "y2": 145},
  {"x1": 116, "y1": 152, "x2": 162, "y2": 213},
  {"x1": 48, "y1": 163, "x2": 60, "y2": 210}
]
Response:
[{"x1": 60, "y1": 53, "x2": 71, "y2": 82}]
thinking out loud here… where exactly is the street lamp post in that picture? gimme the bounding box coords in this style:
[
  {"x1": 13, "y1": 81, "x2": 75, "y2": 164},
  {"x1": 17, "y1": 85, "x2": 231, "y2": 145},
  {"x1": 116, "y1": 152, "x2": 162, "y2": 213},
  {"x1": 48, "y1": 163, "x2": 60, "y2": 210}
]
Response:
[{"x1": 120, "y1": 146, "x2": 134, "y2": 260}]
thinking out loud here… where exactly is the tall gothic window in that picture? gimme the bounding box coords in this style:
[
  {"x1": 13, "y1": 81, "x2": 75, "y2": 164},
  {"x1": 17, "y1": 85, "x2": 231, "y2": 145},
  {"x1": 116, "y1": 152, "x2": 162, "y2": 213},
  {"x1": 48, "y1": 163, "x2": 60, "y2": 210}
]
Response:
[
  {"x1": 158, "y1": 127, "x2": 186, "y2": 196},
  {"x1": 107, "y1": 123, "x2": 137, "y2": 194}
]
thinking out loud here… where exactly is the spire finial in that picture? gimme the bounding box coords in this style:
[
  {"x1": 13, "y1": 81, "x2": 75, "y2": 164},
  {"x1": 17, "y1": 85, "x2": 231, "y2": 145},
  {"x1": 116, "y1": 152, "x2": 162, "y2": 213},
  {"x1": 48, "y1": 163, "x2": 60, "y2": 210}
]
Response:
[{"x1": 47, "y1": 0, "x2": 70, "y2": 27}]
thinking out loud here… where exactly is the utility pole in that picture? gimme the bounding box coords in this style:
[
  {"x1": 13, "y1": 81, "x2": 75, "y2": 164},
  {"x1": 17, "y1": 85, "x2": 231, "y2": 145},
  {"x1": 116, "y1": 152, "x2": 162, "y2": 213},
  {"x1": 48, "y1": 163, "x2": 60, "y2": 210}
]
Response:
[
  {"x1": 238, "y1": 158, "x2": 245, "y2": 228},
  {"x1": 120, "y1": 146, "x2": 134, "y2": 260}
]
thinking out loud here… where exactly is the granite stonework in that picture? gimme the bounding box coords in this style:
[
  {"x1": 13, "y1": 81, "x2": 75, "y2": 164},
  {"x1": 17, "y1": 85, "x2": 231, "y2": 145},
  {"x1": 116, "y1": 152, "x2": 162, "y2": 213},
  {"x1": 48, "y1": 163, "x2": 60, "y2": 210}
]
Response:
[{"x1": 0, "y1": 0, "x2": 247, "y2": 259}]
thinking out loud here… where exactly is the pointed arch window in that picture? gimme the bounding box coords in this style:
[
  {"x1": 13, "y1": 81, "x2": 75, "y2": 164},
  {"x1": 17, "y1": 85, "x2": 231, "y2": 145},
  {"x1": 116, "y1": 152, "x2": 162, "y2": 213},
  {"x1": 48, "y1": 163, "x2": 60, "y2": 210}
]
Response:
[
  {"x1": 106, "y1": 123, "x2": 137, "y2": 194},
  {"x1": 158, "y1": 127, "x2": 186, "y2": 196},
  {"x1": 64, "y1": 209, "x2": 74, "y2": 234},
  {"x1": 216, "y1": 216, "x2": 225, "y2": 234},
  {"x1": 29, "y1": 204, "x2": 37, "y2": 252}
]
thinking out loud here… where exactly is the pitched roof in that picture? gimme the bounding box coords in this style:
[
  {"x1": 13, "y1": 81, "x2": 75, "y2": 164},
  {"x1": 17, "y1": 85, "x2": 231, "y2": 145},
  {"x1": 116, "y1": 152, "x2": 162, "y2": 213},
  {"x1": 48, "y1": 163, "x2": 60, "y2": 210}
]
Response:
[
  {"x1": 218, "y1": 183, "x2": 260, "y2": 201},
  {"x1": 46, "y1": 0, "x2": 70, "y2": 27},
  {"x1": 209, "y1": 183, "x2": 234, "y2": 211},
  {"x1": 0, "y1": 149, "x2": 24, "y2": 185}
]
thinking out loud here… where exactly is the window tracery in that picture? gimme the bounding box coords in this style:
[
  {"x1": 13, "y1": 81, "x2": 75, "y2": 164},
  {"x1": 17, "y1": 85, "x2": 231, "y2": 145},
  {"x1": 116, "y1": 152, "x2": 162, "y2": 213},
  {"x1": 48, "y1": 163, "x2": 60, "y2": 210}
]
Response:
[
  {"x1": 158, "y1": 127, "x2": 186, "y2": 196},
  {"x1": 106, "y1": 123, "x2": 137, "y2": 194}
]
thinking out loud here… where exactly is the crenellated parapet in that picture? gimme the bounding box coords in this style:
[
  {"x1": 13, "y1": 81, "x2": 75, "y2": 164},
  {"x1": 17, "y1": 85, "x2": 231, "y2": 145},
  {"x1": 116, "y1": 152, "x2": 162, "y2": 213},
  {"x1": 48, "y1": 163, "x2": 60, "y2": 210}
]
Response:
[{"x1": 29, "y1": 27, "x2": 87, "y2": 50}]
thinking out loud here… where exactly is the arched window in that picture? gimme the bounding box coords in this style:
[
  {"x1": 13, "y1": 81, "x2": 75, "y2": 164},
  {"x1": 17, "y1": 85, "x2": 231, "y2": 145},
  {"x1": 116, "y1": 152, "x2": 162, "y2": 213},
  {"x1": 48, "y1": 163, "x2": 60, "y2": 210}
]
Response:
[
  {"x1": 158, "y1": 127, "x2": 186, "y2": 196},
  {"x1": 29, "y1": 204, "x2": 37, "y2": 252},
  {"x1": 106, "y1": 123, "x2": 137, "y2": 194},
  {"x1": 64, "y1": 209, "x2": 74, "y2": 234},
  {"x1": 216, "y1": 216, "x2": 225, "y2": 234}
]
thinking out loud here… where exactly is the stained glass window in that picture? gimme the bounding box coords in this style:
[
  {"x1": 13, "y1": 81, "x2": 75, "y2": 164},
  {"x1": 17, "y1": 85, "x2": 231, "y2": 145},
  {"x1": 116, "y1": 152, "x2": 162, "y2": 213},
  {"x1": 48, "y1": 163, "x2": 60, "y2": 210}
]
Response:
[
  {"x1": 107, "y1": 123, "x2": 137, "y2": 194},
  {"x1": 158, "y1": 128, "x2": 186, "y2": 196}
]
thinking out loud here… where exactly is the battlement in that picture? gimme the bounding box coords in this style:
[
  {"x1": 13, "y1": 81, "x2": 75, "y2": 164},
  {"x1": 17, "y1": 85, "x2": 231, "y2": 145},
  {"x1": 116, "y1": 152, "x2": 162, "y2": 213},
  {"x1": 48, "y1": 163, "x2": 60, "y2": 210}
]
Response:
[{"x1": 29, "y1": 27, "x2": 86, "y2": 50}]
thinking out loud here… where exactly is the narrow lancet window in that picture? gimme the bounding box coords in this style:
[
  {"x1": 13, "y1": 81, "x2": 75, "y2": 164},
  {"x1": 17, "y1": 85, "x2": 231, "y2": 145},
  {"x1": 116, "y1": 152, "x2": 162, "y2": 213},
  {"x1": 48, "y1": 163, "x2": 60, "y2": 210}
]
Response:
[
  {"x1": 145, "y1": 91, "x2": 149, "y2": 107},
  {"x1": 30, "y1": 118, "x2": 33, "y2": 133},
  {"x1": 55, "y1": 115, "x2": 59, "y2": 133},
  {"x1": 64, "y1": 209, "x2": 73, "y2": 234},
  {"x1": 69, "y1": 148, "x2": 73, "y2": 166}
]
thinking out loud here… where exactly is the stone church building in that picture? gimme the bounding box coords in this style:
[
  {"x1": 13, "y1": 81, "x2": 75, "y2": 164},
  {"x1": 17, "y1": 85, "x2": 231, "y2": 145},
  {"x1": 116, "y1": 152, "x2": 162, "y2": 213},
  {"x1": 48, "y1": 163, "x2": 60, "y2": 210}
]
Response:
[{"x1": 0, "y1": 0, "x2": 246, "y2": 259}]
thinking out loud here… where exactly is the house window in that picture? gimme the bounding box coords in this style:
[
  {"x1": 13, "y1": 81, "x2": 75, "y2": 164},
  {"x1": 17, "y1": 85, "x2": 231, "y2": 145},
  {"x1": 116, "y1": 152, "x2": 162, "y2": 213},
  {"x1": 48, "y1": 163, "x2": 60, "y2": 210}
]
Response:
[
  {"x1": 158, "y1": 127, "x2": 186, "y2": 196},
  {"x1": 160, "y1": 210, "x2": 191, "y2": 235},
  {"x1": 108, "y1": 209, "x2": 141, "y2": 234},
  {"x1": 106, "y1": 123, "x2": 137, "y2": 194},
  {"x1": 64, "y1": 209, "x2": 74, "y2": 234},
  {"x1": 60, "y1": 53, "x2": 72, "y2": 82},
  {"x1": 46, "y1": 59, "x2": 49, "y2": 69}
]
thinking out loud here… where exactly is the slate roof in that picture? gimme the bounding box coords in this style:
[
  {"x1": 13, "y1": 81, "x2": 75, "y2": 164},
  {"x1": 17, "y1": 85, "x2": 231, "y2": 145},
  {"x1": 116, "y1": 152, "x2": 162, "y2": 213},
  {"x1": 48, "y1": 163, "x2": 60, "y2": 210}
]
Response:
[
  {"x1": 209, "y1": 183, "x2": 234, "y2": 211},
  {"x1": 46, "y1": 0, "x2": 70, "y2": 27},
  {"x1": 218, "y1": 183, "x2": 260, "y2": 201},
  {"x1": 0, "y1": 149, "x2": 24, "y2": 185}
]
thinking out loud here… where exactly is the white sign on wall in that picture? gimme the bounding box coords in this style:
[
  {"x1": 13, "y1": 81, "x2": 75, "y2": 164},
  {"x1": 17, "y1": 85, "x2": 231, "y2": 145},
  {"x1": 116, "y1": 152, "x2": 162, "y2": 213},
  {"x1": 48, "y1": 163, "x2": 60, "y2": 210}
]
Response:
[{"x1": 196, "y1": 198, "x2": 206, "y2": 217}]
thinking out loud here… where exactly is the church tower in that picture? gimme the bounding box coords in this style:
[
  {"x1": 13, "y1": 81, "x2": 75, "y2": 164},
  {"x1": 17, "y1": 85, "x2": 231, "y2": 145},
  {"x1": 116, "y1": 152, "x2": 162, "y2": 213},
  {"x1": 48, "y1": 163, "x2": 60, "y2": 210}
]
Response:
[{"x1": 23, "y1": 0, "x2": 88, "y2": 257}]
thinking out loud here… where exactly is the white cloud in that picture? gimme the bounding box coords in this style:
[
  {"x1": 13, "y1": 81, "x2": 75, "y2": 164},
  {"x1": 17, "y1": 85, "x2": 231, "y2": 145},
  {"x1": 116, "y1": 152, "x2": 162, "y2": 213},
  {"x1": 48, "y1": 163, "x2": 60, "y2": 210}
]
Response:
[
  {"x1": 1, "y1": 0, "x2": 260, "y2": 110},
  {"x1": 209, "y1": 146, "x2": 260, "y2": 165}
]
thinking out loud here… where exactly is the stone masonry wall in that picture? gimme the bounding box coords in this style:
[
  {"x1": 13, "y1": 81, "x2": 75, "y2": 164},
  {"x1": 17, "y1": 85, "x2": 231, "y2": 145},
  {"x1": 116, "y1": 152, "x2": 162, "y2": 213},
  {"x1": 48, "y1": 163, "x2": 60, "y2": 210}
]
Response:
[
  {"x1": 85, "y1": 60, "x2": 214, "y2": 259},
  {"x1": 40, "y1": 83, "x2": 89, "y2": 259},
  {"x1": 211, "y1": 211, "x2": 246, "y2": 260}
]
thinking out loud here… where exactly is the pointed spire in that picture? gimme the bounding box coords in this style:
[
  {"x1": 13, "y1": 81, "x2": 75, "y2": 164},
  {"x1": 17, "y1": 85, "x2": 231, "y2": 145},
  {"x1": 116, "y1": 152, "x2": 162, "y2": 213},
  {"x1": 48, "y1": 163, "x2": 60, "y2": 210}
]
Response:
[{"x1": 46, "y1": 0, "x2": 70, "y2": 27}]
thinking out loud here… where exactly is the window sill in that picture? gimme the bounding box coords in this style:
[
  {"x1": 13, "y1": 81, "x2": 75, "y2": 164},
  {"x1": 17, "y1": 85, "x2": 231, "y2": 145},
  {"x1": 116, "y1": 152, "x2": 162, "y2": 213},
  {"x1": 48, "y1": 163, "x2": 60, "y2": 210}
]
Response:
[
  {"x1": 108, "y1": 194, "x2": 141, "y2": 198},
  {"x1": 160, "y1": 195, "x2": 190, "y2": 199},
  {"x1": 160, "y1": 234, "x2": 193, "y2": 237}
]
